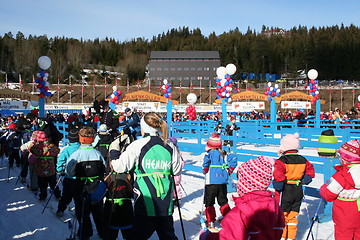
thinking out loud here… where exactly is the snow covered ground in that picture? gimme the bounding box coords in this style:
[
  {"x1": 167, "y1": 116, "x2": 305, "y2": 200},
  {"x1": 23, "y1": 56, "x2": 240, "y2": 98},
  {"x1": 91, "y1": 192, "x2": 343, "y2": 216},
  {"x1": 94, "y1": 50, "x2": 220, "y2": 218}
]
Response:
[{"x1": 0, "y1": 142, "x2": 335, "y2": 240}]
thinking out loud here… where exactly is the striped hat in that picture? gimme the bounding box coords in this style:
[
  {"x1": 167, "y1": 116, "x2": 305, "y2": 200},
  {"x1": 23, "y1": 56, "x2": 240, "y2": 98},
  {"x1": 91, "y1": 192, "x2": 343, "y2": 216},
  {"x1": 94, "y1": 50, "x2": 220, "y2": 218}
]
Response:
[
  {"x1": 237, "y1": 156, "x2": 274, "y2": 197},
  {"x1": 338, "y1": 139, "x2": 360, "y2": 163},
  {"x1": 33, "y1": 130, "x2": 48, "y2": 142},
  {"x1": 205, "y1": 133, "x2": 222, "y2": 151}
]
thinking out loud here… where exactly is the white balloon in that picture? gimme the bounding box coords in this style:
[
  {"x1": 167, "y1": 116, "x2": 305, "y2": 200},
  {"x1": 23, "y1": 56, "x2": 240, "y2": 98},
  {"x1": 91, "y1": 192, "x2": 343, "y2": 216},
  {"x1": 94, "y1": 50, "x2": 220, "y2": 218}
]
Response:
[
  {"x1": 216, "y1": 67, "x2": 227, "y2": 78},
  {"x1": 43, "y1": 76, "x2": 48, "y2": 81},
  {"x1": 270, "y1": 87, "x2": 274, "y2": 91},
  {"x1": 267, "y1": 82, "x2": 272, "y2": 87},
  {"x1": 38, "y1": 56, "x2": 51, "y2": 70},
  {"x1": 315, "y1": 91, "x2": 319, "y2": 95},
  {"x1": 36, "y1": 73, "x2": 41, "y2": 78},
  {"x1": 276, "y1": 89, "x2": 280, "y2": 93},
  {"x1": 225, "y1": 93, "x2": 230, "y2": 98},
  {"x1": 227, "y1": 98, "x2": 232, "y2": 103},
  {"x1": 225, "y1": 63, "x2": 237, "y2": 75},
  {"x1": 45, "y1": 73, "x2": 49, "y2": 78},
  {"x1": 186, "y1": 93, "x2": 197, "y2": 104},
  {"x1": 358, "y1": 95, "x2": 360, "y2": 102},
  {"x1": 307, "y1": 69, "x2": 318, "y2": 80},
  {"x1": 162, "y1": 85, "x2": 166, "y2": 89},
  {"x1": 221, "y1": 92, "x2": 226, "y2": 97},
  {"x1": 274, "y1": 84, "x2": 279, "y2": 89},
  {"x1": 226, "y1": 87, "x2": 230, "y2": 91},
  {"x1": 112, "y1": 86, "x2": 118, "y2": 91},
  {"x1": 45, "y1": 82, "x2": 50, "y2": 87},
  {"x1": 163, "y1": 79, "x2": 168, "y2": 85},
  {"x1": 220, "y1": 79, "x2": 227, "y2": 87}
]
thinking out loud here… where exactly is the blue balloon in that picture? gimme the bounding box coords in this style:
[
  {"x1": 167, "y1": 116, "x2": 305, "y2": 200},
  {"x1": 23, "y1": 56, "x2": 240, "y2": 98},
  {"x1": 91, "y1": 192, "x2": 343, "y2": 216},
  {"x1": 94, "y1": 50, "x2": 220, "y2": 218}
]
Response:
[
  {"x1": 167, "y1": 83, "x2": 171, "y2": 87},
  {"x1": 216, "y1": 96, "x2": 221, "y2": 99},
  {"x1": 311, "y1": 92, "x2": 315, "y2": 96},
  {"x1": 113, "y1": 91, "x2": 119, "y2": 96},
  {"x1": 225, "y1": 74, "x2": 229, "y2": 78},
  {"x1": 216, "y1": 78, "x2": 220, "y2": 82},
  {"x1": 268, "y1": 91, "x2": 272, "y2": 95},
  {"x1": 164, "y1": 93, "x2": 169, "y2": 98},
  {"x1": 40, "y1": 71, "x2": 45, "y2": 77},
  {"x1": 41, "y1": 81, "x2": 46, "y2": 86},
  {"x1": 268, "y1": 96, "x2": 272, "y2": 101},
  {"x1": 229, "y1": 79, "x2": 233, "y2": 84},
  {"x1": 276, "y1": 92, "x2": 280, "y2": 97},
  {"x1": 167, "y1": 88, "x2": 172, "y2": 93},
  {"x1": 45, "y1": 91, "x2": 52, "y2": 97}
]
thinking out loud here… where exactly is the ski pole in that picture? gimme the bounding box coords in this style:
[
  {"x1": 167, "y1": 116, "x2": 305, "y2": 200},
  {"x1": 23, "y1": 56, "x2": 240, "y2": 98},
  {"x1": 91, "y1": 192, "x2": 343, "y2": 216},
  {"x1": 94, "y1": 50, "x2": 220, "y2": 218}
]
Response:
[
  {"x1": 302, "y1": 186, "x2": 315, "y2": 240},
  {"x1": 173, "y1": 175, "x2": 186, "y2": 240},
  {"x1": 306, "y1": 198, "x2": 323, "y2": 240},
  {"x1": 7, "y1": 162, "x2": 11, "y2": 183},
  {"x1": 41, "y1": 176, "x2": 62, "y2": 213}
]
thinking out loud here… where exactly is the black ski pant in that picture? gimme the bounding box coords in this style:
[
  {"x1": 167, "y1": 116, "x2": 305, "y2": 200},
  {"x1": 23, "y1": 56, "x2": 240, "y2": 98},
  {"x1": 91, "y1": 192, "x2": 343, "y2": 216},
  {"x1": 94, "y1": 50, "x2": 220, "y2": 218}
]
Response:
[
  {"x1": 75, "y1": 192, "x2": 104, "y2": 240},
  {"x1": 129, "y1": 215, "x2": 178, "y2": 240},
  {"x1": 37, "y1": 174, "x2": 61, "y2": 200},
  {"x1": 57, "y1": 177, "x2": 82, "y2": 212},
  {"x1": 20, "y1": 152, "x2": 29, "y2": 178},
  {"x1": 8, "y1": 149, "x2": 21, "y2": 167}
]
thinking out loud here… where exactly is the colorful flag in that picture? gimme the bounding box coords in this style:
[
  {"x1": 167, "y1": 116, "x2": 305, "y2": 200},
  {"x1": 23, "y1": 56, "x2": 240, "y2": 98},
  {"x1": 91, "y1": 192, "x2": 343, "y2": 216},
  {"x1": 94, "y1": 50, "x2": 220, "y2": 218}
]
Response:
[
  {"x1": 127, "y1": 78, "x2": 130, "y2": 93},
  {"x1": 137, "y1": 79, "x2": 140, "y2": 91},
  {"x1": 5, "y1": 74, "x2": 8, "y2": 88},
  {"x1": 19, "y1": 74, "x2": 23, "y2": 91},
  {"x1": 104, "y1": 77, "x2": 107, "y2": 98}
]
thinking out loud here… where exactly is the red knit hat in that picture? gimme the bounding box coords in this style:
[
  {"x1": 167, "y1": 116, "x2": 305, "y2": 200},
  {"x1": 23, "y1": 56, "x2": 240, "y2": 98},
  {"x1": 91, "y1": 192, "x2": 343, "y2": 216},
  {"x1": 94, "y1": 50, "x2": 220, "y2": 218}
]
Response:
[
  {"x1": 338, "y1": 139, "x2": 360, "y2": 163},
  {"x1": 8, "y1": 123, "x2": 17, "y2": 130},
  {"x1": 33, "y1": 131, "x2": 48, "y2": 142},
  {"x1": 237, "y1": 156, "x2": 274, "y2": 197},
  {"x1": 205, "y1": 133, "x2": 222, "y2": 151}
]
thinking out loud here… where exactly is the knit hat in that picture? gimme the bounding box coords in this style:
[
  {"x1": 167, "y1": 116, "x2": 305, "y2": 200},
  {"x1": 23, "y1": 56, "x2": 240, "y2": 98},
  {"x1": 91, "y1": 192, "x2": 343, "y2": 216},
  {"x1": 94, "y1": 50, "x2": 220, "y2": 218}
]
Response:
[
  {"x1": 237, "y1": 156, "x2": 274, "y2": 197},
  {"x1": 205, "y1": 133, "x2": 222, "y2": 151},
  {"x1": 338, "y1": 139, "x2": 360, "y2": 163},
  {"x1": 169, "y1": 137, "x2": 178, "y2": 146},
  {"x1": 33, "y1": 131, "x2": 47, "y2": 142},
  {"x1": 68, "y1": 129, "x2": 79, "y2": 143},
  {"x1": 321, "y1": 129, "x2": 334, "y2": 136},
  {"x1": 278, "y1": 132, "x2": 300, "y2": 156},
  {"x1": 124, "y1": 108, "x2": 131, "y2": 113},
  {"x1": 8, "y1": 123, "x2": 17, "y2": 130},
  {"x1": 98, "y1": 124, "x2": 109, "y2": 134}
]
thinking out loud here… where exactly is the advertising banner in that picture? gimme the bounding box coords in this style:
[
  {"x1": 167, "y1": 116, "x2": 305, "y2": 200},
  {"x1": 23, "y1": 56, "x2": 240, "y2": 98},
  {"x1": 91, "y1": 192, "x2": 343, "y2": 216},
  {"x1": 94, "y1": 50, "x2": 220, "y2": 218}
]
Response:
[
  {"x1": 281, "y1": 101, "x2": 311, "y2": 109},
  {"x1": 232, "y1": 102, "x2": 265, "y2": 111}
]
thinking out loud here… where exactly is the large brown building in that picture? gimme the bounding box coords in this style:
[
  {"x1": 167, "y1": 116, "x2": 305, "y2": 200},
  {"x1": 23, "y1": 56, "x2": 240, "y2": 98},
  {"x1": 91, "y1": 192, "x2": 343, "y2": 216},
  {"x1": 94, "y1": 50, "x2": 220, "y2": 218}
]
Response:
[{"x1": 148, "y1": 51, "x2": 220, "y2": 87}]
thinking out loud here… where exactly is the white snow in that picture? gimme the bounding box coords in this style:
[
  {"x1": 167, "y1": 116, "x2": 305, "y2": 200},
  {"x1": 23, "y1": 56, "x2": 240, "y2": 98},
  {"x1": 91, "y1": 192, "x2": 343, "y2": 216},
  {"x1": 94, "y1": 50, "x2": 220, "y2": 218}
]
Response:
[{"x1": 0, "y1": 142, "x2": 335, "y2": 240}]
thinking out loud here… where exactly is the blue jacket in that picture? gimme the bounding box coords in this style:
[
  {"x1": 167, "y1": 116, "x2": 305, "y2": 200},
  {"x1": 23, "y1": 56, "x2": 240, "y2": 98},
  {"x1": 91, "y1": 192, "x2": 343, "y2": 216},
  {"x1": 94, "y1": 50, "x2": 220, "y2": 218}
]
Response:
[
  {"x1": 203, "y1": 149, "x2": 229, "y2": 185},
  {"x1": 65, "y1": 144, "x2": 106, "y2": 178},
  {"x1": 57, "y1": 142, "x2": 80, "y2": 179}
]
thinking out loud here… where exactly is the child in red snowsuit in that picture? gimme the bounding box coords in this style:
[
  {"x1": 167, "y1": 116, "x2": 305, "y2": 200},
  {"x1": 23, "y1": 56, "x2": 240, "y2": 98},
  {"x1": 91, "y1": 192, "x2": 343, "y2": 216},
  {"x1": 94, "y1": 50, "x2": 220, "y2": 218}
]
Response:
[{"x1": 320, "y1": 139, "x2": 360, "y2": 240}]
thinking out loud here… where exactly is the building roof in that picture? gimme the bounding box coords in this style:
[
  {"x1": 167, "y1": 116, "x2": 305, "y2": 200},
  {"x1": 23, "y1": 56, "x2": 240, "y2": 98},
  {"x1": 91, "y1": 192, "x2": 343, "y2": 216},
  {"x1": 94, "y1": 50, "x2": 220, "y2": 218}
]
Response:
[{"x1": 150, "y1": 51, "x2": 220, "y2": 59}]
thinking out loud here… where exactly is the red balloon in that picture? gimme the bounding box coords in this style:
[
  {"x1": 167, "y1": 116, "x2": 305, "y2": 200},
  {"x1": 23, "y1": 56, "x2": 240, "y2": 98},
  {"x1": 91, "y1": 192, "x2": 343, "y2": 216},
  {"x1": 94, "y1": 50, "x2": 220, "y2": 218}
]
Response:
[
  {"x1": 39, "y1": 93, "x2": 45, "y2": 98},
  {"x1": 226, "y1": 76, "x2": 231, "y2": 81},
  {"x1": 115, "y1": 100, "x2": 119, "y2": 105},
  {"x1": 37, "y1": 84, "x2": 42, "y2": 88},
  {"x1": 117, "y1": 90, "x2": 122, "y2": 95},
  {"x1": 228, "y1": 83, "x2": 233, "y2": 87},
  {"x1": 165, "y1": 84, "x2": 169, "y2": 89},
  {"x1": 216, "y1": 82, "x2": 221, "y2": 86},
  {"x1": 44, "y1": 86, "x2": 49, "y2": 91}
]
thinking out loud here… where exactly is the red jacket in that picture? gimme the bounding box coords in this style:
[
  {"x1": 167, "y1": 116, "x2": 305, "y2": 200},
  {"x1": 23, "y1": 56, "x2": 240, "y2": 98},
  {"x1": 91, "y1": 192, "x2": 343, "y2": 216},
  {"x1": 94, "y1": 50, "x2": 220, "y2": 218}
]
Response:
[
  {"x1": 320, "y1": 163, "x2": 360, "y2": 229},
  {"x1": 219, "y1": 190, "x2": 284, "y2": 240}
]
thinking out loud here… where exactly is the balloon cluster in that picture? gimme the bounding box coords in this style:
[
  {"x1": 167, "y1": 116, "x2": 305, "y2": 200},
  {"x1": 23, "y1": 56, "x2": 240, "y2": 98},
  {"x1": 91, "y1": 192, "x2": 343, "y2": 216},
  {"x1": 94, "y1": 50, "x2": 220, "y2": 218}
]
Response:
[
  {"x1": 36, "y1": 56, "x2": 52, "y2": 98},
  {"x1": 161, "y1": 79, "x2": 173, "y2": 99},
  {"x1": 306, "y1": 69, "x2": 319, "y2": 105},
  {"x1": 264, "y1": 82, "x2": 281, "y2": 101},
  {"x1": 215, "y1": 63, "x2": 237, "y2": 103},
  {"x1": 186, "y1": 93, "x2": 197, "y2": 120},
  {"x1": 110, "y1": 86, "x2": 122, "y2": 105}
]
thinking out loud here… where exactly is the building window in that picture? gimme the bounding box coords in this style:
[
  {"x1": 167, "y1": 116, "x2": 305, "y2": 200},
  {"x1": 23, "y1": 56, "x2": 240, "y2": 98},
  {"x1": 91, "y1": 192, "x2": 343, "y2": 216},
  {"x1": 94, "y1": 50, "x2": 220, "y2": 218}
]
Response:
[
  {"x1": 177, "y1": 68, "x2": 182, "y2": 71},
  {"x1": 157, "y1": 68, "x2": 162, "y2": 71},
  {"x1": 170, "y1": 77, "x2": 176, "y2": 81},
  {"x1": 184, "y1": 67, "x2": 189, "y2": 71},
  {"x1": 177, "y1": 77, "x2": 182, "y2": 80},
  {"x1": 163, "y1": 68, "x2": 169, "y2": 71},
  {"x1": 204, "y1": 77, "x2": 210, "y2": 80},
  {"x1": 191, "y1": 67, "x2": 196, "y2": 71},
  {"x1": 197, "y1": 76, "x2": 203, "y2": 80},
  {"x1": 184, "y1": 77, "x2": 189, "y2": 80},
  {"x1": 170, "y1": 68, "x2": 176, "y2": 71},
  {"x1": 197, "y1": 68, "x2": 202, "y2": 71},
  {"x1": 191, "y1": 77, "x2": 196, "y2": 80},
  {"x1": 204, "y1": 67, "x2": 210, "y2": 71}
]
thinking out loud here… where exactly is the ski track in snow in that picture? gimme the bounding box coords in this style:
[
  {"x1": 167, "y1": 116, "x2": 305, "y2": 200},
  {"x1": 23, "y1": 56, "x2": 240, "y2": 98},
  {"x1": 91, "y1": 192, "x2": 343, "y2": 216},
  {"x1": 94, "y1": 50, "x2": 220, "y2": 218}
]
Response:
[{"x1": 0, "y1": 141, "x2": 335, "y2": 239}]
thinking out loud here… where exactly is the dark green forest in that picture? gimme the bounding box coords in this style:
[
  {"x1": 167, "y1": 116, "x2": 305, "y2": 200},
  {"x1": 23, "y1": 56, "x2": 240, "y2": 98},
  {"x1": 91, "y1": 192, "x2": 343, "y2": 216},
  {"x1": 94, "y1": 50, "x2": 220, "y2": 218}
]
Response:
[{"x1": 1, "y1": 24, "x2": 360, "y2": 85}]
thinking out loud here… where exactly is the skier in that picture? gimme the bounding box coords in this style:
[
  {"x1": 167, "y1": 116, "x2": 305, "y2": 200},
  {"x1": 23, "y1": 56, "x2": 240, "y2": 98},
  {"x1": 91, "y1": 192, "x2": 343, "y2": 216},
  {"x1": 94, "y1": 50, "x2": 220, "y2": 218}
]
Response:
[
  {"x1": 272, "y1": 133, "x2": 315, "y2": 240},
  {"x1": 93, "y1": 124, "x2": 114, "y2": 173},
  {"x1": 202, "y1": 133, "x2": 237, "y2": 229},
  {"x1": 111, "y1": 112, "x2": 183, "y2": 240},
  {"x1": 55, "y1": 129, "x2": 81, "y2": 217},
  {"x1": 65, "y1": 126, "x2": 106, "y2": 240}
]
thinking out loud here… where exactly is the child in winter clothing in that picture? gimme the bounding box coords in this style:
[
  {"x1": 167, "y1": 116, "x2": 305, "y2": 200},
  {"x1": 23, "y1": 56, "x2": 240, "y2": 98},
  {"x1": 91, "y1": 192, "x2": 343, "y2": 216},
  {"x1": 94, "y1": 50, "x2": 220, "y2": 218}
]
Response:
[
  {"x1": 202, "y1": 133, "x2": 237, "y2": 227},
  {"x1": 6, "y1": 123, "x2": 22, "y2": 167},
  {"x1": 30, "y1": 130, "x2": 61, "y2": 201},
  {"x1": 272, "y1": 133, "x2": 315, "y2": 240},
  {"x1": 320, "y1": 139, "x2": 360, "y2": 240},
  {"x1": 65, "y1": 126, "x2": 106, "y2": 240},
  {"x1": 20, "y1": 131, "x2": 38, "y2": 190},
  {"x1": 103, "y1": 130, "x2": 134, "y2": 240},
  {"x1": 169, "y1": 136, "x2": 185, "y2": 204},
  {"x1": 56, "y1": 129, "x2": 81, "y2": 217},
  {"x1": 317, "y1": 129, "x2": 339, "y2": 157},
  {"x1": 93, "y1": 124, "x2": 114, "y2": 173},
  {"x1": 218, "y1": 156, "x2": 285, "y2": 240}
]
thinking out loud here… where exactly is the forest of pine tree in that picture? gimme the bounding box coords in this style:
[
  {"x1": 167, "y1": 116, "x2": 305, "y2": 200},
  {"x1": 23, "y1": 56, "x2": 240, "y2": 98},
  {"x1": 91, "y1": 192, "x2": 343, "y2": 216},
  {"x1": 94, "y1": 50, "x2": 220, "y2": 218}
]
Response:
[{"x1": 1, "y1": 24, "x2": 360, "y2": 86}]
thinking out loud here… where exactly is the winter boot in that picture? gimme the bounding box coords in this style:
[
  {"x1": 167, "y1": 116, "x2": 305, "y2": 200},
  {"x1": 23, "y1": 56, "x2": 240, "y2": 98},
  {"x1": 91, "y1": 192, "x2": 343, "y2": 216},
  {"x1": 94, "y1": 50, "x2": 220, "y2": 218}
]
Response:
[
  {"x1": 220, "y1": 203, "x2": 231, "y2": 217},
  {"x1": 205, "y1": 206, "x2": 216, "y2": 224}
]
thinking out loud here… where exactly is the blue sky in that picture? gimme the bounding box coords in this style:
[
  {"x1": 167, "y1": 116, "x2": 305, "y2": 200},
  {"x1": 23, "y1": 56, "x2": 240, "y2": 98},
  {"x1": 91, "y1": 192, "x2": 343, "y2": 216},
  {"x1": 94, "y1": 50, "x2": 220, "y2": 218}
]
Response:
[{"x1": 1, "y1": 0, "x2": 360, "y2": 42}]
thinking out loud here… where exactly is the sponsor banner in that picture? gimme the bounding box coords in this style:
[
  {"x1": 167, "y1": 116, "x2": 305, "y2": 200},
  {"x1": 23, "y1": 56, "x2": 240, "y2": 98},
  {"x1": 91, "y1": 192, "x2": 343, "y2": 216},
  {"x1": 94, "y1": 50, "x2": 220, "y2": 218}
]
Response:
[
  {"x1": 45, "y1": 105, "x2": 91, "y2": 110},
  {"x1": 232, "y1": 102, "x2": 265, "y2": 111},
  {"x1": 281, "y1": 101, "x2": 311, "y2": 109},
  {"x1": 116, "y1": 102, "x2": 160, "y2": 112},
  {"x1": 0, "y1": 100, "x2": 32, "y2": 110}
]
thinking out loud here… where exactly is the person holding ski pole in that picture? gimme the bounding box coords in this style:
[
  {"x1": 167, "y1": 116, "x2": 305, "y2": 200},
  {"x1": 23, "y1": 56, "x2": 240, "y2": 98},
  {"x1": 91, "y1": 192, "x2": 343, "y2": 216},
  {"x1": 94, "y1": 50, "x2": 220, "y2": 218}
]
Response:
[
  {"x1": 55, "y1": 129, "x2": 81, "y2": 217},
  {"x1": 218, "y1": 156, "x2": 285, "y2": 240},
  {"x1": 201, "y1": 133, "x2": 237, "y2": 229},
  {"x1": 65, "y1": 126, "x2": 106, "y2": 240},
  {"x1": 111, "y1": 112, "x2": 183, "y2": 240},
  {"x1": 272, "y1": 132, "x2": 315, "y2": 240},
  {"x1": 320, "y1": 139, "x2": 360, "y2": 240},
  {"x1": 169, "y1": 136, "x2": 185, "y2": 206}
]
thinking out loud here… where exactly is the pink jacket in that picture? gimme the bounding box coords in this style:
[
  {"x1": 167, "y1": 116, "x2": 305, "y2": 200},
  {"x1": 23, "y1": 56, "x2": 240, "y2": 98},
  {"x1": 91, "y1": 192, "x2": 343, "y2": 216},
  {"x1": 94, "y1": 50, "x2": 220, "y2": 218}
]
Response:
[
  {"x1": 219, "y1": 190, "x2": 284, "y2": 240},
  {"x1": 320, "y1": 163, "x2": 360, "y2": 229}
]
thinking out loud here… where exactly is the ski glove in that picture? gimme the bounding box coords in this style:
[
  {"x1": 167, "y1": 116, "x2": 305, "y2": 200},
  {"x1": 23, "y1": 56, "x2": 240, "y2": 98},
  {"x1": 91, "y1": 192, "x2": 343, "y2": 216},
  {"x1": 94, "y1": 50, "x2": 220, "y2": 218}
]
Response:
[
  {"x1": 202, "y1": 167, "x2": 209, "y2": 174},
  {"x1": 272, "y1": 180, "x2": 284, "y2": 191},
  {"x1": 302, "y1": 174, "x2": 313, "y2": 185}
]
